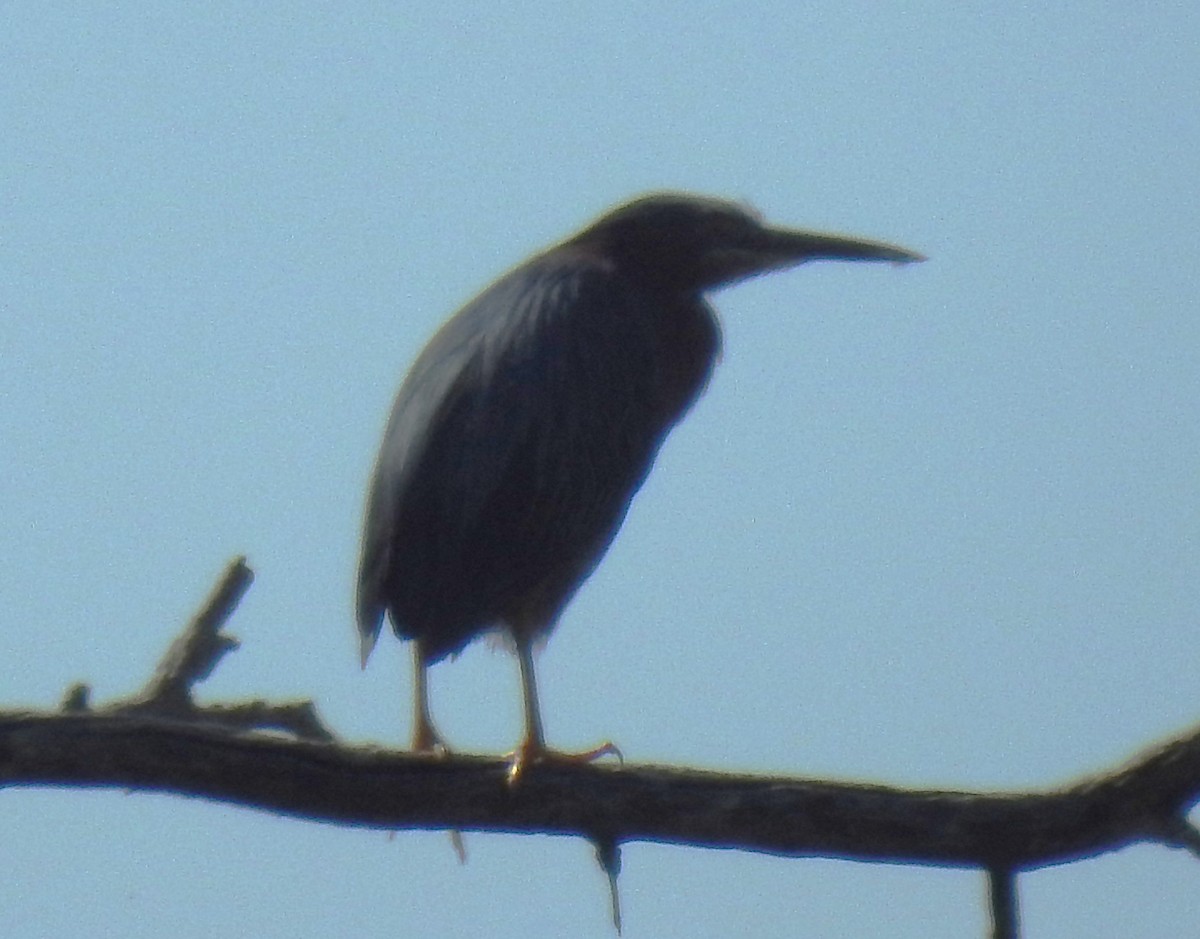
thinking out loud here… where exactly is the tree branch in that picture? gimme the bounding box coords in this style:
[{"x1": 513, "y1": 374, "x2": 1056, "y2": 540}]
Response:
[
  {"x1": 3, "y1": 557, "x2": 1199, "y2": 937},
  {"x1": 3, "y1": 700, "x2": 1200, "y2": 870}
]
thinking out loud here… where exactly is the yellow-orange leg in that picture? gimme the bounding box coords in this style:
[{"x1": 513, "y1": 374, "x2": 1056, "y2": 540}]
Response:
[
  {"x1": 411, "y1": 640, "x2": 449, "y2": 754},
  {"x1": 507, "y1": 637, "x2": 621, "y2": 784}
]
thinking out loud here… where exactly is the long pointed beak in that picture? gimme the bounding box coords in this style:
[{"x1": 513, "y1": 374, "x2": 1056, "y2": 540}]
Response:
[
  {"x1": 705, "y1": 225, "x2": 924, "y2": 288},
  {"x1": 760, "y1": 226, "x2": 926, "y2": 265}
]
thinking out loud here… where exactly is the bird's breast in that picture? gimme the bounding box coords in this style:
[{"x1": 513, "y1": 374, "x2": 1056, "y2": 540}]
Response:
[{"x1": 644, "y1": 297, "x2": 721, "y2": 431}]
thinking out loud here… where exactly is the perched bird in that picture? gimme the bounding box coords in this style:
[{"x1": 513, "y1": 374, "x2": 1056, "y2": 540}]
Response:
[{"x1": 356, "y1": 192, "x2": 922, "y2": 779}]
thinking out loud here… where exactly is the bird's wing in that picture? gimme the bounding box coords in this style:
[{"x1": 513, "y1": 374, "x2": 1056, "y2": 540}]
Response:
[{"x1": 355, "y1": 256, "x2": 661, "y2": 650}]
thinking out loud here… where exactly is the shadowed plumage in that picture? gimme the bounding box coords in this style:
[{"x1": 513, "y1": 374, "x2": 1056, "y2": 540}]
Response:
[{"x1": 356, "y1": 192, "x2": 923, "y2": 778}]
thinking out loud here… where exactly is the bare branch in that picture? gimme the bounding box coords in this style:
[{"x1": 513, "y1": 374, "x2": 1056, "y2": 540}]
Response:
[
  {"x1": 8, "y1": 556, "x2": 1200, "y2": 938},
  {"x1": 2, "y1": 709, "x2": 1200, "y2": 873}
]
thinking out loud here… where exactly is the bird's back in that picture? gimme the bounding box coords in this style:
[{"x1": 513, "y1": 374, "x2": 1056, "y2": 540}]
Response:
[{"x1": 356, "y1": 250, "x2": 718, "y2": 663}]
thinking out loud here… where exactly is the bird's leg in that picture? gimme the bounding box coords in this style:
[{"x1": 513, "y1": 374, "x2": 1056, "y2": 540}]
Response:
[
  {"x1": 411, "y1": 641, "x2": 448, "y2": 754},
  {"x1": 511, "y1": 636, "x2": 547, "y2": 776},
  {"x1": 507, "y1": 637, "x2": 621, "y2": 785}
]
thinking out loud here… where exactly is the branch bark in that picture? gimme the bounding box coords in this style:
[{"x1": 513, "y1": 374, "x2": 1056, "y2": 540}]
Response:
[
  {"x1": 3, "y1": 557, "x2": 1199, "y2": 938},
  {"x1": 2, "y1": 704, "x2": 1200, "y2": 871}
]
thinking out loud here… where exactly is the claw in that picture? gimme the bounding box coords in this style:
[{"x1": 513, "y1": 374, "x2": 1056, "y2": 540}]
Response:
[{"x1": 506, "y1": 738, "x2": 622, "y2": 786}]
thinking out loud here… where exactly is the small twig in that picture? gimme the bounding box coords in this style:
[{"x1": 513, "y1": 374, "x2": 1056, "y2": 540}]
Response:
[
  {"x1": 60, "y1": 683, "x2": 90, "y2": 712},
  {"x1": 84, "y1": 557, "x2": 334, "y2": 742},
  {"x1": 138, "y1": 556, "x2": 253, "y2": 709},
  {"x1": 593, "y1": 835, "x2": 623, "y2": 934},
  {"x1": 450, "y1": 830, "x2": 468, "y2": 864},
  {"x1": 987, "y1": 866, "x2": 1018, "y2": 939},
  {"x1": 1151, "y1": 815, "x2": 1200, "y2": 860}
]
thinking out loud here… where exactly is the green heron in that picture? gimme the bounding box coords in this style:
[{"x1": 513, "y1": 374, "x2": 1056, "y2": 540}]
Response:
[{"x1": 357, "y1": 192, "x2": 923, "y2": 779}]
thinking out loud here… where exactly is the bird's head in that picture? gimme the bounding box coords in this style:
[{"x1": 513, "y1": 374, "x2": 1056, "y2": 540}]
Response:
[{"x1": 569, "y1": 192, "x2": 924, "y2": 295}]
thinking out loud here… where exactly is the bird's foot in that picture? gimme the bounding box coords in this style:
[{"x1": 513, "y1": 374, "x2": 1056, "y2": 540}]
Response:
[
  {"x1": 506, "y1": 738, "x2": 623, "y2": 786},
  {"x1": 411, "y1": 721, "x2": 451, "y2": 756}
]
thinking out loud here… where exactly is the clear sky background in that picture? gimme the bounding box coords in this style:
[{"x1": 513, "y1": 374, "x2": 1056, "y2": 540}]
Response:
[{"x1": 2, "y1": 5, "x2": 1198, "y2": 937}]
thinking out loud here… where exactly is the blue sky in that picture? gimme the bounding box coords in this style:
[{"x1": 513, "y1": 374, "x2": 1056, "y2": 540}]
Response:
[{"x1": 3, "y1": 5, "x2": 1198, "y2": 937}]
